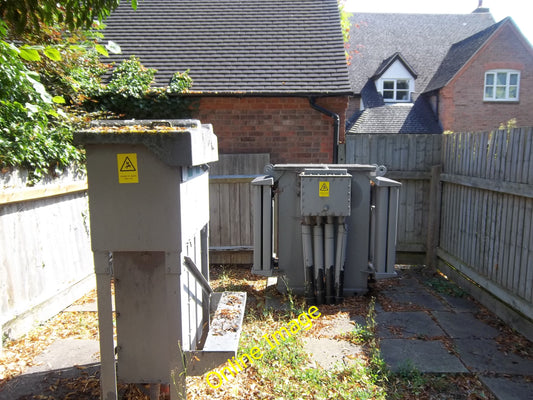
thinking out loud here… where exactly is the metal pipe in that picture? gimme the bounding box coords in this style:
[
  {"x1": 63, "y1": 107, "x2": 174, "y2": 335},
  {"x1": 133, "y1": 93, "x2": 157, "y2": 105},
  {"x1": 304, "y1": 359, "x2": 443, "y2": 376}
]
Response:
[
  {"x1": 184, "y1": 256, "x2": 213, "y2": 295},
  {"x1": 324, "y1": 216, "x2": 335, "y2": 304},
  {"x1": 334, "y1": 217, "x2": 348, "y2": 303},
  {"x1": 301, "y1": 217, "x2": 315, "y2": 304},
  {"x1": 313, "y1": 217, "x2": 325, "y2": 305},
  {"x1": 309, "y1": 97, "x2": 340, "y2": 163}
]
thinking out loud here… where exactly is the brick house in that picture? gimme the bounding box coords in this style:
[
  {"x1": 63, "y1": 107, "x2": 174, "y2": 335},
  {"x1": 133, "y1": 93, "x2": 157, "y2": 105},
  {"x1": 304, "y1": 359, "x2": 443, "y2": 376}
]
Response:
[
  {"x1": 346, "y1": 8, "x2": 533, "y2": 134},
  {"x1": 101, "y1": 0, "x2": 351, "y2": 164}
]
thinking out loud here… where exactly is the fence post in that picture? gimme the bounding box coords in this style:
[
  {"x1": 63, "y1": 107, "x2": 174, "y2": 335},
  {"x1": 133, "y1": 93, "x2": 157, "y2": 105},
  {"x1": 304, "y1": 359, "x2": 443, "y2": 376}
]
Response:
[{"x1": 426, "y1": 165, "x2": 442, "y2": 267}]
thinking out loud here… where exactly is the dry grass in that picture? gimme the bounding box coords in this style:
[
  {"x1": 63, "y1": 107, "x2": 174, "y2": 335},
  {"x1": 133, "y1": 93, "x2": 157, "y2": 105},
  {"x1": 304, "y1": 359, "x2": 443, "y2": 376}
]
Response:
[{"x1": 1, "y1": 265, "x2": 529, "y2": 399}]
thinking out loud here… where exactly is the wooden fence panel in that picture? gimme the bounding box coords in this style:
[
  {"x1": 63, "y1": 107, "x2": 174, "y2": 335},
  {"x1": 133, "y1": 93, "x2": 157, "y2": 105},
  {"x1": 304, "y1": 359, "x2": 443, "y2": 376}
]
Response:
[
  {"x1": 346, "y1": 134, "x2": 442, "y2": 253},
  {"x1": 438, "y1": 128, "x2": 533, "y2": 320},
  {"x1": 0, "y1": 170, "x2": 94, "y2": 344},
  {"x1": 208, "y1": 154, "x2": 270, "y2": 263}
]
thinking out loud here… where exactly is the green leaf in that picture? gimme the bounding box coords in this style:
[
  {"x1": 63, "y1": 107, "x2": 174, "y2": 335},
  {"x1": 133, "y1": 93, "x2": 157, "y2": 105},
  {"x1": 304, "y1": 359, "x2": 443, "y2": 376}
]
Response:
[
  {"x1": 26, "y1": 76, "x2": 52, "y2": 103},
  {"x1": 26, "y1": 71, "x2": 41, "y2": 80},
  {"x1": 19, "y1": 47, "x2": 41, "y2": 61},
  {"x1": 52, "y1": 95, "x2": 66, "y2": 104},
  {"x1": 131, "y1": 0, "x2": 138, "y2": 10},
  {"x1": 44, "y1": 47, "x2": 61, "y2": 61},
  {"x1": 0, "y1": 20, "x2": 8, "y2": 37},
  {"x1": 95, "y1": 44, "x2": 109, "y2": 57}
]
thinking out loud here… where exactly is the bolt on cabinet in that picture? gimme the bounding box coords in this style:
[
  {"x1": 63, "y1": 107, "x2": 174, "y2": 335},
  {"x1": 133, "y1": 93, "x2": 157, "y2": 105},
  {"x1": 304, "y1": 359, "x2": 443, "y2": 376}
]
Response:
[{"x1": 76, "y1": 120, "x2": 230, "y2": 399}]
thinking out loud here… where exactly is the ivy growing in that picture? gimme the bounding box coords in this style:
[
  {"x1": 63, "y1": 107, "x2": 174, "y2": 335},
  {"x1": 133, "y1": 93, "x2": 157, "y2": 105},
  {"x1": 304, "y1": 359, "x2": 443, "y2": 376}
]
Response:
[
  {"x1": 0, "y1": 17, "x2": 196, "y2": 184},
  {"x1": 0, "y1": 24, "x2": 83, "y2": 182},
  {"x1": 84, "y1": 55, "x2": 197, "y2": 119}
]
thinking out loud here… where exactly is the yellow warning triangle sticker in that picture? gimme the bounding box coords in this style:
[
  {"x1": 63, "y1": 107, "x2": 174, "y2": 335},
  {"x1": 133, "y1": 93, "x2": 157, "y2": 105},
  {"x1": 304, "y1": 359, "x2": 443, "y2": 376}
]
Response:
[
  {"x1": 120, "y1": 156, "x2": 136, "y2": 172},
  {"x1": 117, "y1": 153, "x2": 139, "y2": 184},
  {"x1": 319, "y1": 181, "x2": 330, "y2": 197}
]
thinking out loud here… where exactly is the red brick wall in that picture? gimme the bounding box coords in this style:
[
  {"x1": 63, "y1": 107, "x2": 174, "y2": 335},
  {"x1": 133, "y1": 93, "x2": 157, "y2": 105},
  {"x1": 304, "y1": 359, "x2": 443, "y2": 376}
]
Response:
[
  {"x1": 439, "y1": 23, "x2": 533, "y2": 132},
  {"x1": 195, "y1": 96, "x2": 349, "y2": 164}
]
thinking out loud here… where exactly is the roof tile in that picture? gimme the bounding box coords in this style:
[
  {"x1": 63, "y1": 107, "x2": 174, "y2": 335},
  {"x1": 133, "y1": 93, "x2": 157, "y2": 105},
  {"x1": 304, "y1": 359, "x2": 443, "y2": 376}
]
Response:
[
  {"x1": 102, "y1": 0, "x2": 352, "y2": 95},
  {"x1": 347, "y1": 12, "x2": 495, "y2": 94}
]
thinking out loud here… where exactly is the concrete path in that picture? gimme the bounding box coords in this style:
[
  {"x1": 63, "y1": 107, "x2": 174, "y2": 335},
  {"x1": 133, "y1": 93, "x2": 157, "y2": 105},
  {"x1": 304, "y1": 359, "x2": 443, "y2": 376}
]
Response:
[{"x1": 375, "y1": 269, "x2": 533, "y2": 400}]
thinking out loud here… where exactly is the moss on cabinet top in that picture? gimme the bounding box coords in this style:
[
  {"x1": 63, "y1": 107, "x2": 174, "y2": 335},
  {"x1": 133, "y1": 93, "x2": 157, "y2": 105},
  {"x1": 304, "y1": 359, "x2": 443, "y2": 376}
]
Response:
[{"x1": 75, "y1": 119, "x2": 218, "y2": 167}]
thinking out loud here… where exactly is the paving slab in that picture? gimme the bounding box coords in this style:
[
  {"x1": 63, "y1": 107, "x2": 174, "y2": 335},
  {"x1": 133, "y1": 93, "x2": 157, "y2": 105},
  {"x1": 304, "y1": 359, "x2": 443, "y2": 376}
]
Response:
[
  {"x1": 436, "y1": 294, "x2": 481, "y2": 313},
  {"x1": 384, "y1": 277, "x2": 422, "y2": 292},
  {"x1": 0, "y1": 364, "x2": 101, "y2": 400},
  {"x1": 376, "y1": 311, "x2": 445, "y2": 339},
  {"x1": 381, "y1": 290, "x2": 448, "y2": 311},
  {"x1": 480, "y1": 376, "x2": 533, "y2": 400},
  {"x1": 1, "y1": 339, "x2": 100, "y2": 400},
  {"x1": 379, "y1": 338, "x2": 468, "y2": 373},
  {"x1": 26, "y1": 338, "x2": 100, "y2": 373},
  {"x1": 317, "y1": 315, "x2": 365, "y2": 338},
  {"x1": 303, "y1": 337, "x2": 363, "y2": 370},
  {"x1": 432, "y1": 311, "x2": 499, "y2": 339},
  {"x1": 454, "y1": 338, "x2": 533, "y2": 374}
]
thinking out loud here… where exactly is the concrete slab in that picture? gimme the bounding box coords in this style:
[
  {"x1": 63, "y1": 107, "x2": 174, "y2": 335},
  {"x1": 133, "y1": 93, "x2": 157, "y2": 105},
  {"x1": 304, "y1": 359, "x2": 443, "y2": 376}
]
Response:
[
  {"x1": 436, "y1": 294, "x2": 480, "y2": 313},
  {"x1": 380, "y1": 339, "x2": 468, "y2": 373},
  {"x1": 384, "y1": 277, "x2": 422, "y2": 292},
  {"x1": 316, "y1": 316, "x2": 363, "y2": 338},
  {"x1": 1, "y1": 339, "x2": 100, "y2": 400},
  {"x1": 303, "y1": 337, "x2": 363, "y2": 370},
  {"x1": 26, "y1": 339, "x2": 100, "y2": 373},
  {"x1": 454, "y1": 338, "x2": 533, "y2": 374},
  {"x1": 381, "y1": 290, "x2": 448, "y2": 311},
  {"x1": 432, "y1": 311, "x2": 499, "y2": 339},
  {"x1": 376, "y1": 311, "x2": 445, "y2": 339},
  {"x1": 0, "y1": 364, "x2": 101, "y2": 400},
  {"x1": 480, "y1": 375, "x2": 533, "y2": 400}
]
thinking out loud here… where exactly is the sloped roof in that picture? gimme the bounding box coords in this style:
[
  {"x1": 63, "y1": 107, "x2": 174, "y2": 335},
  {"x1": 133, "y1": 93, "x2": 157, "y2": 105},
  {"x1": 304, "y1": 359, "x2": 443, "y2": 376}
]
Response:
[
  {"x1": 425, "y1": 18, "x2": 506, "y2": 92},
  {"x1": 102, "y1": 0, "x2": 352, "y2": 95},
  {"x1": 347, "y1": 12, "x2": 495, "y2": 94},
  {"x1": 360, "y1": 80, "x2": 385, "y2": 108},
  {"x1": 348, "y1": 98, "x2": 442, "y2": 134},
  {"x1": 372, "y1": 52, "x2": 418, "y2": 80}
]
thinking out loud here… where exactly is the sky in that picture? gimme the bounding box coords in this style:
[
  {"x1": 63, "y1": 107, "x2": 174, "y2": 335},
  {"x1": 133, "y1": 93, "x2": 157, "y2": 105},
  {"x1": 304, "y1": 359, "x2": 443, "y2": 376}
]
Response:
[{"x1": 343, "y1": 0, "x2": 533, "y2": 46}]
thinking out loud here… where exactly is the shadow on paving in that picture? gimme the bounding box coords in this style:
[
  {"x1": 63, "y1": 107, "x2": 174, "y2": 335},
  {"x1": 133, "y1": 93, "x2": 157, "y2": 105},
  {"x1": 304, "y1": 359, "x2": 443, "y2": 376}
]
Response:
[{"x1": 0, "y1": 363, "x2": 101, "y2": 400}]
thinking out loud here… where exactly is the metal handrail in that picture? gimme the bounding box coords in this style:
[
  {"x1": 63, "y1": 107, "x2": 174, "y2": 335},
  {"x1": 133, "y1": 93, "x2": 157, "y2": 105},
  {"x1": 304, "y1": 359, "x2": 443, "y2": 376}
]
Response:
[{"x1": 183, "y1": 256, "x2": 213, "y2": 295}]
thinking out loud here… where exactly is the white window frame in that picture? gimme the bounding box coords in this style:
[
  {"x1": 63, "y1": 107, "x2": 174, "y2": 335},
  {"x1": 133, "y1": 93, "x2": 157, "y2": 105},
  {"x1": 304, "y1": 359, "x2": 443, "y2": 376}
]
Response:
[
  {"x1": 380, "y1": 78, "x2": 411, "y2": 102},
  {"x1": 484, "y1": 69, "x2": 520, "y2": 102}
]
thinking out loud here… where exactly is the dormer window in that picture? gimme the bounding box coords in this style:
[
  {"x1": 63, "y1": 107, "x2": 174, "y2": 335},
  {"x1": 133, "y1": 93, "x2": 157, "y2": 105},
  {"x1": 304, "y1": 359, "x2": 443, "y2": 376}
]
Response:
[
  {"x1": 484, "y1": 70, "x2": 520, "y2": 101},
  {"x1": 382, "y1": 79, "x2": 410, "y2": 101},
  {"x1": 372, "y1": 53, "x2": 417, "y2": 104}
]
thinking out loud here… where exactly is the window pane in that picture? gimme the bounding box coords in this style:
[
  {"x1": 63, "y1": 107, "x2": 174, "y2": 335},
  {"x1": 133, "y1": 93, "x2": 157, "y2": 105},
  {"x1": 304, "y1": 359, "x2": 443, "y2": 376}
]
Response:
[
  {"x1": 496, "y1": 87, "x2": 506, "y2": 99},
  {"x1": 485, "y1": 87, "x2": 493, "y2": 98},
  {"x1": 383, "y1": 81, "x2": 394, "y2": 89},
  {"x1": 397, "y1": 91, "x2": 409, "y2": 100},
  {"x1": 383, "y1": 90, "x2": 394, "y2": 99},
  {"x1": 397, "y1": 80, "x2": 409, "y2": 90},
  {"x1": 509, "y1": 74, "x2": 518, "y2": 85},
  {"x1": 497, "y1": 72, "x2": 507, "y2": 85},
  {"x1": 485, "y1": 73, "x2": 494, "y2": 85},
  {"x1": 509, "y1": 86, "x2": 517, "y2": 99}
]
